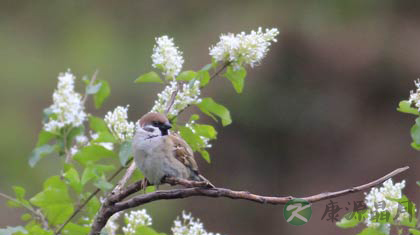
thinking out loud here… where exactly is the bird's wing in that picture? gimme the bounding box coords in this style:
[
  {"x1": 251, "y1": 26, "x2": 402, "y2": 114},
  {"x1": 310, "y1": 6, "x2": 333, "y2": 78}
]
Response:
[{"x1": 168, "y1": 133, "x2": 199, "y2": 173}]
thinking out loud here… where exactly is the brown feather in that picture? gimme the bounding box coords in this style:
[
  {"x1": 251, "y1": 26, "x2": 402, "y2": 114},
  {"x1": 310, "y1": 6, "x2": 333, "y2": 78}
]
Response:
[{"x1": 168, "y1": 133, "x2": 199, "y2": 174}]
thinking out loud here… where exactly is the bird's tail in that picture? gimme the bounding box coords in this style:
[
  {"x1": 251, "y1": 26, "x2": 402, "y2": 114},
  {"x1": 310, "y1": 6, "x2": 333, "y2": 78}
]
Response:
[{"x1": 198, "y1": 174, "x2": 215, "y2": 188}]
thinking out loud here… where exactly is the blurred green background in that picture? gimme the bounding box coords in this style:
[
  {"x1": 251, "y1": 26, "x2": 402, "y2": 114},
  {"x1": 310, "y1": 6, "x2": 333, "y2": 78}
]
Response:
[{"x1": 1, "y1": 1, "x2": 420, "y2": 234}]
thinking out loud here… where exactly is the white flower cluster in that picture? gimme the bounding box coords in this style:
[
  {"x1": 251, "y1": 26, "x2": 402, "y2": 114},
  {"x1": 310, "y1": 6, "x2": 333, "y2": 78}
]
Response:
[
  {"x1": 172, "y1": 211, "x2": 222, "y2": 235},
  {"x1": 152, "y1": 35, "x2": 184, "y2": 79},
  {"x1": 409, "y1": 79, "x2": 420, "y2": 111},
  {"x1": 151, "y1": 80, "x2": 201, "y2": 117},
  {"x1": 122, "y1": 209, "x2": 153, "y2": 235},
  {"x1": 209, "y1": 27, "x2": 279, "y2": 69},
  {"x1": 104, "y1": 105, "x2": 135, "y2": 142},
  {"x1": 104, "y1": 212, "x2": 122, "y2": 235},
  {"x1": 185, "y1": 120, "x2": 212, "y2": 148},
  {"x1": 364, "y1": 179, "x2": 411, "y2": 229},
  {"x1": 44, "y1": 70, "x2": 86, "y2": 132}
]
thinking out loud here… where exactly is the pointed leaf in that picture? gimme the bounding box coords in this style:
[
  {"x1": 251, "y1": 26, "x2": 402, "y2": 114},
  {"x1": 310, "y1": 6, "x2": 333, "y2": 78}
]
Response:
[
  {"x1": 73, "y1": 145, "x2": 116, "y2": 166},
  {"x1": 177, "y1": 71, "x2": 196, "y2": 82},
  {"x1": 197, "y1": 98, "x2": 232, "y2": 126},
  {"x1": 29, "y1": 176, "x2": 74, "y2": 226},
  {"x1": 397, "y1": 100, "x2": 419, "y2": 115},
  {"x1": 94, "y1": 80, "x2": 110, "y2": 109},
  {"x1": 224, "y1": 66, "x2": 246, "y2": 93},
  {"x1": 119, "y1": 140, "x2": 132, "y2": 166},
  {"x1": 135, "y1": 71, "x2": 163, "y2": 84},
  {"x1": 36, "y1": 130, "x2": 56, "y2": 147},
  {"x1": 197, "y1": 70, "x2": 210, "y2": 87}
]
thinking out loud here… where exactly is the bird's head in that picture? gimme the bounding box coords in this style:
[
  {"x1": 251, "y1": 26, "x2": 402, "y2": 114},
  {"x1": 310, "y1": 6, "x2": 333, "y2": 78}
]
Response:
[{"x1": 139, "y1": 112, "x2": 172, "y2": 136}]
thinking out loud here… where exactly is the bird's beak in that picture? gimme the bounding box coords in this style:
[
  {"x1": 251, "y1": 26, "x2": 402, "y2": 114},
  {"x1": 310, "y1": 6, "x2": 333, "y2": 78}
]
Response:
[{"x1": 162, "y1": 122, "x2": 172, "y2": 130}]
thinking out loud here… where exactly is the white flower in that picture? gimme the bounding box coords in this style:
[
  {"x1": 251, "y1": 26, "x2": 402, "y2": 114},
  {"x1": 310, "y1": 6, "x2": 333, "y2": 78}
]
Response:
[
  {"x1": 151, "y1": 80, "x2": 201, "y2": 117},
  {"x1": 172, "y1": 211, "x2": 222, "y2": 235},
  {"x1": 122, "y1": 209, "x2": 152, "y2": 235},
  {"x1": 152, "y1": 35, "x2": 184, "y2": 79},
  {"x1": 364, "y1": 179, "x2": 412, "y2": 228},
  {"x1": 44, "y1": 70, "x2": 86, "y2": 132},
  {"x1": 409, "y1": 79, "x2": 420, "y2": 111},
  {"x1": 209, "y1": 27, "x2": 279, "y2": 69},
  {"x1": 104, "y1": 212, "x2": 121, "y2": 235},
  {"x1": 104, "y1": 105, "x2": 135, "y2": 142},
  {"x1": 75, "y1": 135, "x2": 88, "y2": 145}
]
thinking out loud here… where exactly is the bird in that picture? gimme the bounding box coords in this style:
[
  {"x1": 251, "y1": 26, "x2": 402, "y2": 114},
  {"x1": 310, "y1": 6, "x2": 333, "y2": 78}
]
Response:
[{"x1": 132, "y1": 112, "x2": 214, "y2": 189}]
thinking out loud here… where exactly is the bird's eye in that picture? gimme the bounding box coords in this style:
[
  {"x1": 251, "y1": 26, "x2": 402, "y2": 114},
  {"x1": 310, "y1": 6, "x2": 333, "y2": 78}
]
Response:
[{"x1": 152, "y1": 121, "x2": 159, "y2": 126}]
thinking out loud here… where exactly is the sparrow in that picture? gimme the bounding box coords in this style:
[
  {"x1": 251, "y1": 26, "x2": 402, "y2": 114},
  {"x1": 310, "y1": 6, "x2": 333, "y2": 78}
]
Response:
[{"x1": 132, "y1": 112, "x2": 214, "y2": 188}]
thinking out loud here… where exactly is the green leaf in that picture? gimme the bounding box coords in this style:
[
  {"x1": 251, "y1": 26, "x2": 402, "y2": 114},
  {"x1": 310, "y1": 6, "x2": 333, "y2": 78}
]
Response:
[
  {"x1": 411, "y1": 142, "x2": 420, "y2": 150},
  {"x1": 94, "y1": 80, "x2": 110, "y2": 109},
  {"x1": 177, "y1": 71, "x2": 197, "y2": 81},
  {"x1": 135, "y1": 71, "x2": 163, "y2": 84},
  {"x1": 88, "y1": 116, "x2": 108, "y2": 133},
  {"x1": 21, "y1": 213, "x2": 32, "y2": 221},
  {"x1": 12, "y1": 186, "x2": 25, "y2": 201},
  {"x1": 193, "y1": 124, "x2": 217, "y2": 139},
  {"x1": 88, "y1": 116, "x2": 116, "y2": 143},
  {"x1": 0, "y1": 226, "x2": 27, "y2": 235},
  {"x1": 198, "y1": 149, "x2": 211, "y2": 163},
  {"x1": 197, "y1": 70, "x2": 210, "y2": 87},
  {"x1": 63, "y1": 167, "x2": 83, "y2": 194},
  {"x1": 36, "y1": 130, "x2": 56, "y2": 147},
  {"x1": 357, "y1": 227, "x2": 387, "y2": 235},
  {"x1": 119, "y1": 140, "x2": 132, "y2": 166},
  {"x1": 84, "y1": 196, "x2": 100, "y2": 218},
  {"x1": 409, "y1": 229, "x2": 420, "y2": 235},
  {"x1": 336, "y1": 211, "x2": 366, "y2": 228},
  {"x1": 397, "y1": 100, "x2": 419, "y2": 115},
  {"x1": 94, "y1": 177, "x2": 113, "y2": 191},
  {"x1": 11, "y1": 186, "x2": 31, "y2": 209},
  {"x1": 135, "y1": 226, "x2": 166, "y2": 235},
  {"x1": 411, "y1": 123, "x2": 420, "y2": 145},
  {"x1": 224, "y1": 66, "x2": 246, "y2": 93},
  {"x1": 6, "y1": 200, "x2": 21, "y2": 208},
  {"x1": 92, "y1": 132, "x2": 116, "y2": 143},
  {"x1": 24, "y1": 224, "x2": 53, "y2": 235},
  {"x1": 73, "y1": 145, "x2": 116, "y2": 166},
  {"x1": 28, "y1": 144, "x2": 56, "y2": 167},
  {"x1": 86, "y1": 82, "x2": 102, "y2": 95},
  {"x1": 62, "y1": 223, "x2": 90, "y2": 235},
  {"x1": 197, "y1": 98, "x2": 232, "y2": 126},
  {"x1": 81, "y1": 163, "x2": 115, "y2": 185},
  {"x1": 178, "y1": 126, "x2": 204, "y2": 151},
  {"x1": 29, "y1": 176, "x2": 74, "y2": 226}
]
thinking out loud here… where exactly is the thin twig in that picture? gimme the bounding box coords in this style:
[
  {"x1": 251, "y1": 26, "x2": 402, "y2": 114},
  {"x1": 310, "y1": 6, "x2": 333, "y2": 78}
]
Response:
[
  {"x1": 111, "y1": 161, "x2": 137, "y2": 194},
  {"x1": 88, "y1": 166, "x2": 409, "y2": 235},
  {"x1": 0, "y1": 192, "x2": 50, "y2": 230}
]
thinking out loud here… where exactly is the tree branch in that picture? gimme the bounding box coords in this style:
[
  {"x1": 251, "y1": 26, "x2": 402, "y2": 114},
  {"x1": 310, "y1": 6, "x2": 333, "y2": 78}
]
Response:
[{"x1": 88, "y1": 166, "x2": 409, "y2": 235}]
